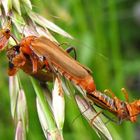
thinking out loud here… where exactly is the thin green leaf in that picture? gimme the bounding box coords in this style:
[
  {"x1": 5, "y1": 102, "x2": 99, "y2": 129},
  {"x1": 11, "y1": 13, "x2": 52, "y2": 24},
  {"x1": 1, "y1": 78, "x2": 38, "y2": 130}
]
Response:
[
  {"x1": 12, "y1": 11, "x2": 25, "y2": 25},
  {"x1": 36, "y1": 98, "x2": 49, "y2": 139},
  {"x1": 0, "y1": 5, "x2": 2, "y2": 16},
  {"x1": 15, "y1": 121, "x2": 25, "y2": 140},
  {"x1": 61, "y1": 77, "x2": 75, "y2": 97},
  {"x1": 17, "y1": 89, "x2": 28, "y2": 132},
  {"x1": 36, "y1": 26, "x2": 58, "y2": 42},
  {"x1": 29, "y1": 12, "x2": 73, "y2": 39},
  {"x1": 1, "y1": 0, "x2": 9, "y2": 15},
  {"x1": 52, "y1": 78, "x2": 65, "y2": 130},
  {"x1": 7, "y1": 0, "x2": 12, "y2": 11},
  {"x1": 12, "y1": 0, "x2": 21, "y2": 15},
  {"x1": 9, "y1": 76, "x2": 20, "y2": 119},
  {"x1": 22, "y1": 25, "x2": 38, "y2": 37},
  {"x1": 75, "y1": 95, "x2": 113, "y2": 140},
  {"x1": 11, "y1": 11, "x2": 25, "y2": 34},
  {"x1": 30, "y1": 77, "x2": 56, "y2": 130},
  {"x1": 20, "y1": 0, "x2": 32, "y2": 9},
  {"x1": 31, "y1": 77, "x2": 64, "y2": 140}
]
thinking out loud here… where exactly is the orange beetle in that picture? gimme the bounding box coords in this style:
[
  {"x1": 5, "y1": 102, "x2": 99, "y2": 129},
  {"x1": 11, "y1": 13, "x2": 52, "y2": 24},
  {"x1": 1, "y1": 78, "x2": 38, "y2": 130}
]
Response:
[
  {"x1": 18, "y1": 36, "x2": 96, "y2": 93},
  {"x1": 87, "y1": 89, "x2": 140, "y2": 123}
]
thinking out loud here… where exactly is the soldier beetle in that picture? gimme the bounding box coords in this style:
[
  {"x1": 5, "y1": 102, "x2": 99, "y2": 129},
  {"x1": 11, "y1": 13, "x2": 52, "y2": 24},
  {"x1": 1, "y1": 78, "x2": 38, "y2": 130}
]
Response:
[
  {"x1": 87, "y1": 89, "x2": 140, "y2": 123},
  {"x1": 17, "y1": 36, "x2": 96, "y2": 93}
]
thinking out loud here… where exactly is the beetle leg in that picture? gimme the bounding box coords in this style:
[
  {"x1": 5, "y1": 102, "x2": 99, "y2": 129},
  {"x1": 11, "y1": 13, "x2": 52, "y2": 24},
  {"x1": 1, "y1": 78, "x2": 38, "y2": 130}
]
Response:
[
  {"x1": 65, "y1": 46, "x2": 77, "y2": 60},
  {"x1": 12, "y1": 52, "x2": 26, "y2": 67},
  {"x1": 121, "y1": 88, "x2": 129, "y2": 102},
  {"x1": 90, "y1": 111, "x2": 103, "y2": 125},
  {"x1": 58, "y1": 43, "x2": 77, "y2": 60},
  {"x1": 44, "y1": 59, "x2": 52, "y2": 72},
  {"x1": 104, "y1": 89, "x2": 115, "y2": 98},
  {"x1": 42, "y1": 55, "x2": 57, "y2": 74},
  {"x1": 30, "y1": 54, "x2": 38, "y2": 73},
  {"x1": 10, "y1": 34, "x2": 19, "y2": 45}
]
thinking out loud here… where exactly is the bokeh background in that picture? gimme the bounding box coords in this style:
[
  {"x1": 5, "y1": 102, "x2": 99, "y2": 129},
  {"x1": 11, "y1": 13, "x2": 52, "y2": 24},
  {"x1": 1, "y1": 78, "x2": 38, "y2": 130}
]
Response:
[{"x1": 0, "y1": 0, "x2": 140, "y2": 140}]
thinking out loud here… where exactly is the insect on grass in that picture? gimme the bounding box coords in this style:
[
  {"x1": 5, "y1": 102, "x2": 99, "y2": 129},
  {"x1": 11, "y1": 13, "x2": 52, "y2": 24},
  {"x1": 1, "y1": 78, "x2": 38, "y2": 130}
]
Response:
[{"x1": 87, "y1": 89, "x2": 140, "y2": 123}]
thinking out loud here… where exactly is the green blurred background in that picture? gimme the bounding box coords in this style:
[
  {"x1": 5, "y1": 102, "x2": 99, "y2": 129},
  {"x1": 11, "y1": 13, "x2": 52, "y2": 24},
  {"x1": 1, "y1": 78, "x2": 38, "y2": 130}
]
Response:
[{"x1": 0, "y1": 0, "x2": 140, "y2": 139}]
